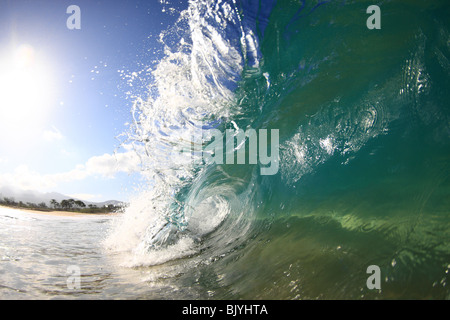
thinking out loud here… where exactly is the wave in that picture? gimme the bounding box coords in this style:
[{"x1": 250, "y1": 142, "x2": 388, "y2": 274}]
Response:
[{"x1": 104, "y1": 0, "x2": 450, "y2": 299}]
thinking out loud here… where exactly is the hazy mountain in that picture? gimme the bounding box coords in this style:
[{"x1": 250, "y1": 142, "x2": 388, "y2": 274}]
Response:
[{"x1": 0, "y1": 185, "x2": 124, "y2": 207}]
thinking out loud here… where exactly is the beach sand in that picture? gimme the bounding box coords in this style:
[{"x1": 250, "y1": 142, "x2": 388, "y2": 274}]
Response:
[{"x1": 0, "y1": 205, "x2": 113, "y2": 217}]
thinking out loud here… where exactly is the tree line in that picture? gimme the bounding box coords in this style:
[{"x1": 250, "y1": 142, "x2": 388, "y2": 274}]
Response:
[{"x1": 0, "y1": 197, "x2": 121, "y2": 214}]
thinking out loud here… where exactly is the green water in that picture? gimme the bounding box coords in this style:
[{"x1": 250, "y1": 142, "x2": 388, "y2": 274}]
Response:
[
  {"x1": 111, "y1": 0, "x2": 450, "y2": 299},
  {"x1": 189, "y1": 0, "x2": 450, "y2": 299}
]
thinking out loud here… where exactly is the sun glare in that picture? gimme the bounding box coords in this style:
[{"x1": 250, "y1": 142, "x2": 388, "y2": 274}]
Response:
[{"x1": 0, "y1": 44, "x2": 55, "y2": 142}]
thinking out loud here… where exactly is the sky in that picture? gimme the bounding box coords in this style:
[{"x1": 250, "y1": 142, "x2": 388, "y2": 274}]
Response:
[{"x1": 0, "y1": 0, "x2": 187, "y2": 202}]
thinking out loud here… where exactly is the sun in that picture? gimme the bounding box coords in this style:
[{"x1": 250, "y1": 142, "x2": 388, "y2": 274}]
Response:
[{"x1": 0, "y1": 44, "x2": 55, "y2": 142}]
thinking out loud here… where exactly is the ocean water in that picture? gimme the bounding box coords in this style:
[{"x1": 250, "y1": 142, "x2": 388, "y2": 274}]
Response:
[
  {"x1": 0, "y1": 206, "x2": 206, "y2": 299},
  {"x1": 2, "y1": 0, "x2": 450, "y2": 299}
]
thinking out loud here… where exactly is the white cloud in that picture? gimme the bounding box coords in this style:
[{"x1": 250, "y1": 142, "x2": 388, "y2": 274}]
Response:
[
  {"x1": 0, "y1": 149, "x2": 141, "y2": 191},
  {"x1": 85, "y1": 151, "x2": 141, "y2": 178},
  {"x1": 60, "y1": 148, "x2": 75, "y2": 157},
  {"x1": 42, "y1": 126, "x2": 64, "y2": 142}
]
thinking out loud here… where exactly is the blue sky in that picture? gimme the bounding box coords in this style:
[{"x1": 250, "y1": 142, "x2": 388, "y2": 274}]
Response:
[{"x1": 0, "y1": 0, "x2": 187, "y2": 202}]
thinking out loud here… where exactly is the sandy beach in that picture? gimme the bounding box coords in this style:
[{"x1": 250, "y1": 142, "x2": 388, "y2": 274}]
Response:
[{"x1": 0, "y1": 205, "x2": 113, "y2": 217}]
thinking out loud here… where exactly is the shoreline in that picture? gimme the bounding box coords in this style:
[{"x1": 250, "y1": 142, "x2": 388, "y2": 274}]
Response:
[{"x1": 0, "y1": 205, "x2": 115, "y2": 217}]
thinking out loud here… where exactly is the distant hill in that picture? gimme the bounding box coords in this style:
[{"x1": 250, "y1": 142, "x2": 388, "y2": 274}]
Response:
[{"x1": 0, "y1": 185, "x2": 124, "y2": 208}]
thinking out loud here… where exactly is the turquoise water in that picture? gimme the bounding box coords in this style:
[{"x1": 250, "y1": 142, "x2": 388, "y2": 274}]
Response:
[
  {"x1": 1, "y1": 0, "x2": 449, "y2": 299},
  {"x1": 103, "y1": 0, "x2": 450, "y2": 299},
  {"x1": 105, "y1": 0, "x2": 450, "y2": 299}
]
